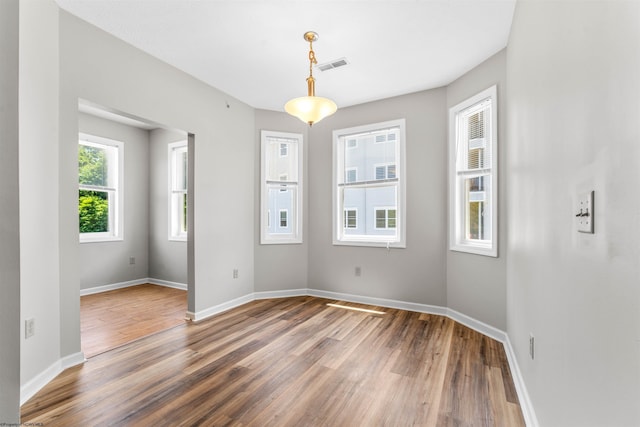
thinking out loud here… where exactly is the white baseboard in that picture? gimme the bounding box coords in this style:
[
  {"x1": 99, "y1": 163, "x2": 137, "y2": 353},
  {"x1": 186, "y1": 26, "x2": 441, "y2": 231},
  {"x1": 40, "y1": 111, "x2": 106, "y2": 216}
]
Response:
[
  {"x1": 186, "y1": 293, "x2": 254, "y2": 322},
  {"x1": 20, "y1": 351, "x2": 85, "y2": 405},
  {"x1": 254, "y1": 288, "x2": 307, "y2": 300},
  {"x1": 503, "y1": 336, "x2": 539, "y2": 427},
  {"x1": 80, "y1": 278, "x2": 187, "y2": 296},
  {"x1": 308, "y1": 288, "x2": 448, "y2": 317},
  {"x1": 147, "y1": 278, "x2": 187, "y2": 291}
]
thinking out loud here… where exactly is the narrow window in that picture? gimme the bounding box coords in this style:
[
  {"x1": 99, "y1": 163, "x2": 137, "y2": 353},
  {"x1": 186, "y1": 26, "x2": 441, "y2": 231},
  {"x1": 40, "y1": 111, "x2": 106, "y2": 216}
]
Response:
[
  {"x1": 169, "y1": 141, "x2": 188, "y2": 241},
  {"x1": 449, "y1": 85, "x2": 498, "y2": 256},
  {"x1": 333, "y1": 119, "x2": 406, "y2": 247},
  {"x1": 78, "y1": 134, "x2": 123, "y2": 242},
  {"x1": 261, "y1": 131, "x2": 303, "y2": 244}
]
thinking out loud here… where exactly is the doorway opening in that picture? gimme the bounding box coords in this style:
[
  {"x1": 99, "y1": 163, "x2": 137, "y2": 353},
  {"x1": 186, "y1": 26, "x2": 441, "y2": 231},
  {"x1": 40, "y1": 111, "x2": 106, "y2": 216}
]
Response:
[{"x1": 77, "y1": 100, "x2": 194, "y2": 357}]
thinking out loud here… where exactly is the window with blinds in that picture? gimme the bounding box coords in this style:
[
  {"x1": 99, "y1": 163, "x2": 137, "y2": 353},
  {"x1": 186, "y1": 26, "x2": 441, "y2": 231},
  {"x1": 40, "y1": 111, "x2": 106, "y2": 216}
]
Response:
[
  {"x1": 449, "y1": 86, "x2": 498, "y2": 257},
  {"x1": 261, "y1": 131, "x2": 303, "y2": 244},
  {"x1": 333, "y1": 119, "x2": 406, "y2": 247}
]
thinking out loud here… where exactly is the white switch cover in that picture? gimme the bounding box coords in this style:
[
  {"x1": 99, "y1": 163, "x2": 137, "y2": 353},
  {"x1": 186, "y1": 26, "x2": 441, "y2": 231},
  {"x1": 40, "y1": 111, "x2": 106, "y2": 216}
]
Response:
[{"x1": 577, "y1": 191, "x2": 594, "y2": 233}]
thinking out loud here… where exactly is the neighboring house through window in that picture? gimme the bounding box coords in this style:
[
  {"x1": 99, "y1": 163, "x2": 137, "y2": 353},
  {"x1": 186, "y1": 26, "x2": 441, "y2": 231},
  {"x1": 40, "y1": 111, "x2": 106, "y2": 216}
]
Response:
[
  {"x1": 449, "y1": 85, "x2": 498, "y2": 257},
  {"x1": 333, "y1": 119, "x2": 406, "y2": 247},
  {"x1": 261, "y1": 130, "x2": 303, "y2": 244},
  {"x1": 78, "y1": 133, "x2": 123, "y2": 242}
]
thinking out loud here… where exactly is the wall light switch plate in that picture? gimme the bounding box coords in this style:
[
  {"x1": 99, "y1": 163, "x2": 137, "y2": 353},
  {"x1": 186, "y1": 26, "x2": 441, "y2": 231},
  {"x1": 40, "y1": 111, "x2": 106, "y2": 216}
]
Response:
[{"x1": 577, "y1": 191, "x2": 594, "y2": 233}]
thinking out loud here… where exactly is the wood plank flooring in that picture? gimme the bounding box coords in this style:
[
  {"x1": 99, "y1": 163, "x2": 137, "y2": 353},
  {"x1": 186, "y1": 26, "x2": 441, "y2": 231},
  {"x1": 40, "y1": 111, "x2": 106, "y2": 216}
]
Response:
[
  {"x1": 22, "y1": 296, "x2": 525, "y2": 426},
  {"x1": 81, "y1": 284, "x2": 187, "y2": 358}
]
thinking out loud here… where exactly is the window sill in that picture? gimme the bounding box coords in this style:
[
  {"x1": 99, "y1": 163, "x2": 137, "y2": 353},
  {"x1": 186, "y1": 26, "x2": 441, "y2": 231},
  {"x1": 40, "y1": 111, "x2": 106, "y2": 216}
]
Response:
[
  {"x1": 333, "y1": 239, "x2": 406, "y2": 249},
  {"x1": 80, "y1": 236, "x2": 123, "y2": 244},
  {"x1": 449, "y1": 243, "x2": 497, "y2": 258}
]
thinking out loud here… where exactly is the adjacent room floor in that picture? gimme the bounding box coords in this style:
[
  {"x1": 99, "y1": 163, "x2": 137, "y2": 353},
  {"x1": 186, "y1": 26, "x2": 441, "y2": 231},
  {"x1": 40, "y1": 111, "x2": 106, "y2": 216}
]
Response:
[
  {"x1": 80, "y1": 283, "x2": 187, "y2": 358},
  {"x1": 24, "y1": 296, "x2": 525, "y2": 426}
]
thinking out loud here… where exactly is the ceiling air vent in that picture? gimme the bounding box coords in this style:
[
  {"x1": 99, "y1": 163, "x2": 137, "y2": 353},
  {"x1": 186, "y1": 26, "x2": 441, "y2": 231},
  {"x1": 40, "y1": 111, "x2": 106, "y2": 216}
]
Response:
[{"x1": 317, "y1": 57, "x2": 349, "y2": 72}]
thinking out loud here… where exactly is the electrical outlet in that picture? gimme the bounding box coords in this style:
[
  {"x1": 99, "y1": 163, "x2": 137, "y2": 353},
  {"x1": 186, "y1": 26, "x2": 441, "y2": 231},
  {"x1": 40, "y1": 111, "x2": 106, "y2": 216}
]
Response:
[
  {"x1": 233, "y1": 269, "x2": 239, "y2": 279},
  {"x1": 355, "y1": 266, "x2": 361, "y2": 277},
  {"x1": 529, "y1": 334, "x2": 535, "y2": 360},
  {"x1": 129, "y1": 256, "x2": 135, "y2": 265},
  {"x1": 25, "y1": 318, "x2": 35, "y2": 339}
]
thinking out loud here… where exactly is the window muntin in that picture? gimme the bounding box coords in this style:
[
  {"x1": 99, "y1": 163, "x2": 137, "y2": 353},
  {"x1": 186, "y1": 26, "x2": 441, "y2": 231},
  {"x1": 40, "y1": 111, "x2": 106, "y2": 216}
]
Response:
[
  {"x1": 261, "y1": 131, "x2": 303, "y2": 244},
  {"x1": 333, "y1": 119, "x2": 406, "y2": 247},
  {"x1": 449, "y1": 85, "x2": 498, "y2": 257},
  {"x1": 78, "y1": 134, "x2": 123, "y2": 242},
  {"x1": 169, "y1": 141, "x2": 188, "y2": 241}
]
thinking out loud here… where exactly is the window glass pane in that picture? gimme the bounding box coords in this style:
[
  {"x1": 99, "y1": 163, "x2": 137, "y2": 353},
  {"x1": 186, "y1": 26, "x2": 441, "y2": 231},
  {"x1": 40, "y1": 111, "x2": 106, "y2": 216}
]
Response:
[
  {"x1": 464, "y1": 175, "x2": 491, "y2": 241},
  {"x1": 344, "y1": 131, "x2": 397, "y2": 183},
  {"x1": 78, "y1": 145, "x2": 108, "y2": 186},
  {"x1": 343, "y1": 186, "x2": 397, "y2": 237},
  {"x1": 178, "y1": 150, "x2": 188, "y2": 190},
  {"x1": 267, "y1": 186, "x2": 296, "y2": 235},
  {"x1": 266, "y1": 138, "x2": 298, "y2": 182},
  {"x1": 79, "y1": 190, "x2": 109, "y2": 233}
]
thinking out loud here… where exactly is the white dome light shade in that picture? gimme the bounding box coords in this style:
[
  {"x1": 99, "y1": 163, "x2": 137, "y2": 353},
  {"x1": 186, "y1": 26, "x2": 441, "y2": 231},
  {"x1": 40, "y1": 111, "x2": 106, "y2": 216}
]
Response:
[{"x1": 284, "y1": 95, "x2": 337, "y2": 126}]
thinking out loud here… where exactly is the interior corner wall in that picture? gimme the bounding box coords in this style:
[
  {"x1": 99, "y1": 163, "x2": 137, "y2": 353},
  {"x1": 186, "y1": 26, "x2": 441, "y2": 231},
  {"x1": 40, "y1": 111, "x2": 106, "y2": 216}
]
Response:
[
  {"x1": 307, "y1": 89, "x2": 448, "y2": 306},
  {"x1": 254, "y1": 110, "x2": 310, "y2": 292},
  {"x1": 445, "y1": 49, "x2": 507, "y2": 330},
  {"x1": 0, "y1": 0, "x2": 21, "y2": 421},
  {"x1": 19, "y1": 0, "x2": 62, "y2": 391},
  {"x1": 58, "y1": 9, "x2": 255, "y2": 357},
  {"x1": 78, "y1": 113, "x2": 151, "y2": 289},
  {"x1": 149, "y1": 128, "x2": 188, "y2": 285},
  {"x1": 506, "y1": 1, "x2": 640, "y2": 425}
]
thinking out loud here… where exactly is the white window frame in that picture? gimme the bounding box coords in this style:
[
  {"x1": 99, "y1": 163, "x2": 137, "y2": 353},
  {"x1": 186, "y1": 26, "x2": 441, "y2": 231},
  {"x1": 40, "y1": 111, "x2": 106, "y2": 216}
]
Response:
[
  {"x1": 333, "y1": 119, "x2": 406, "y2": 248},
  {"x1": 168, "y1": 141, "x2": 188, "y2": 241},
  {"x1": 449, "y1": 85, "x2": 498, "y2": 257},
  {"x1": 78, "y1": 133, "x2": 124, "y2": 243},
  {"x1": 374, "y1": 162, "x2": 396, "y2": 180},
  {"x1": 260, "y1": 130, "x2": 303, "y2": 244}
]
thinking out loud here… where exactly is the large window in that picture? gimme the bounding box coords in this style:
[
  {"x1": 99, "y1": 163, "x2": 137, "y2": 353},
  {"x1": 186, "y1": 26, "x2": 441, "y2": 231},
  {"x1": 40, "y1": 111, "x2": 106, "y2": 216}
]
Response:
[
  {"x1": 261, "y1": 131, "x2": 303, "y2": 244},
  {"x1": 78, "y1": 134, "x2": 123, "y2": 242},
  {"x1": 169, "y1": 141, "x2": 188, "y2": 241},
  {"x1": 449, "y1": 85, "x2": 498, "y2": 257},
  {"x1": 333, "y1": 119, "x2": 406, "y2": 247}
]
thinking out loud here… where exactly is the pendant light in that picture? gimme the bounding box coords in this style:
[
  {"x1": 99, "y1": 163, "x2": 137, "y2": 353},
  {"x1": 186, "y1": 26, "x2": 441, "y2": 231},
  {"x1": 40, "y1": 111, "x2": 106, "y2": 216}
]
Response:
[{"x1": 285, "y1": 31, "x2": 337, "y2": 126}]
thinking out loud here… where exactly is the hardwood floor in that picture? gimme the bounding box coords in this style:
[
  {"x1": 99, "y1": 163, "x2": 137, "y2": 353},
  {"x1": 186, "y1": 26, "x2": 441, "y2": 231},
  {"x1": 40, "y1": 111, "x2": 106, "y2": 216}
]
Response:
[
  {"x1": 22, "y1": 296, "x2": 525, "y2": 426},
  {"x1": 81, "y1": 284, "x2": 187, "y2": 358}
]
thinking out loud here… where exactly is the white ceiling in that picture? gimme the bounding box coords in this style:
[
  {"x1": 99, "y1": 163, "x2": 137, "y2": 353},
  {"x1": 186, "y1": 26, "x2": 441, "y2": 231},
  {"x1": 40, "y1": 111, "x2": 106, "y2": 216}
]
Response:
[{"x1": 55, "y1": 0, "x2": 516, "y2": 112}]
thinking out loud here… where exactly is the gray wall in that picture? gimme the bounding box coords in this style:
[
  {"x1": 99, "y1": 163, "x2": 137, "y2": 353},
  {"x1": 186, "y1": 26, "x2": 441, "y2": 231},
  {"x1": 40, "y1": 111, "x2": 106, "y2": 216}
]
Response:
[
  {"x1": 307, "y1": 89, "x2": 448, "y2": 305},
  {"x1": 506, "y1": 1, "x2": 640, "y2": 425},
  {"x1": 78, "y1": 113, "x2": 150, "y2": 289},
  {"x1": 149, "y1": 128, "x2": 188, "y2": 285},
  {"x1": 19, "y1": 0, "x2": 62, "y2": 392},
  {"x1": 254, "y1": 110, "x2": 309, "y2": 292},
  {"x1": 446, "y1": 50, "x2": 507, "y2": 330},
  {"x1": 0, "y1": 0, "x2": 20, "y2": 421}
]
